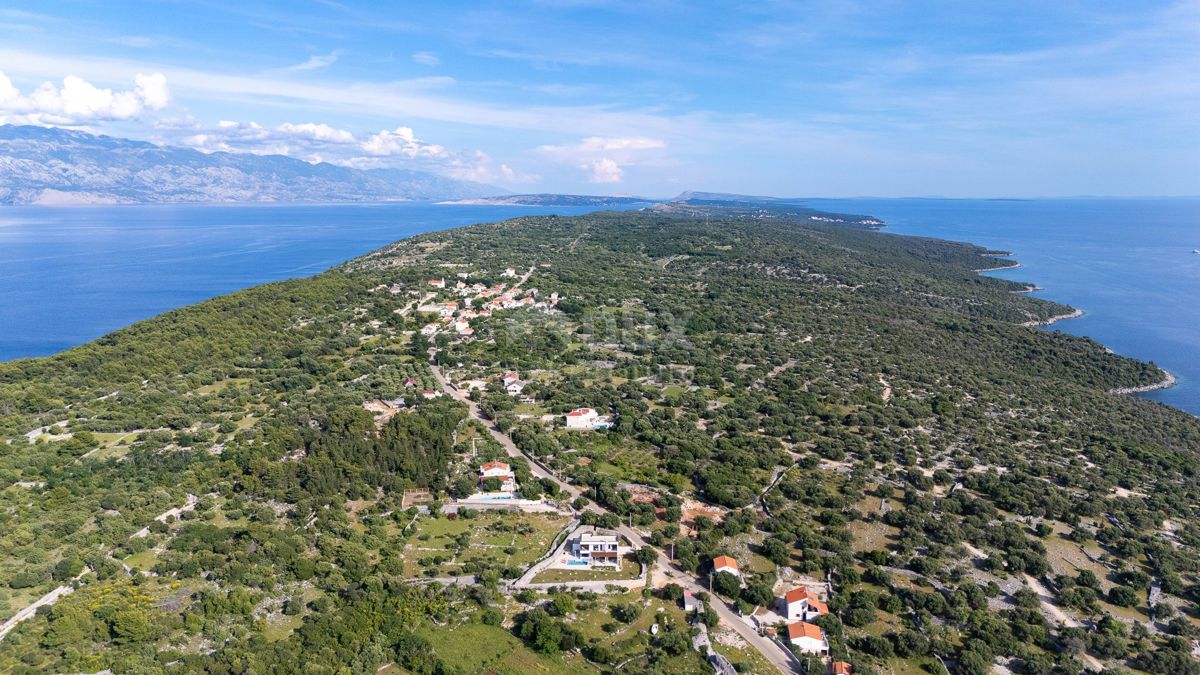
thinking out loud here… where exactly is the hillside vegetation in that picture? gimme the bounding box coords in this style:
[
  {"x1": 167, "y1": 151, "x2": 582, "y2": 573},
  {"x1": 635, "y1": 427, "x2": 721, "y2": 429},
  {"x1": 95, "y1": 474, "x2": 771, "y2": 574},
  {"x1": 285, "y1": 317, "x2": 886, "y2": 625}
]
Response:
[{"x1": 0, "y1": 209, "x2": 1197, "y2": 674}]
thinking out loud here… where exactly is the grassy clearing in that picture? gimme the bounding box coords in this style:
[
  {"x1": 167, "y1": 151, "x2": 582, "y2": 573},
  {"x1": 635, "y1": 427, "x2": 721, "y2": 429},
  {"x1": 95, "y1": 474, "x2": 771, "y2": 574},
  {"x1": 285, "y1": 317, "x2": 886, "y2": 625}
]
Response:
[
  {"x1": 848, "y1": 519, "x2": 900, "y2": 553},
  {"x1": 124, "y1": 549, "x2": 160, "y2": 572},
  {"x1": 531, "y1": 554, "x2": 642, "y2": 583},
  {"x1": 262, "y1": 613, "x2": 304, "y2": 642},
  {"x1": 402, "y1": 511, "x2": 569, "y2": 578},
  {"x1": 710, "y1": 638, "x2": 776, "y2": 675},
  {"x1": 1042, "y1": 534, "x2": 1113, "y2": 587},
  {"x1": 414, "y1": 621, "x2": 591, "y2": 675},
  {"x1": 194, "y1": 377, "x2": 253, "y2": 395},
  {"x1": 567, "y1": 592, "x2": 709, "y2": 674}
]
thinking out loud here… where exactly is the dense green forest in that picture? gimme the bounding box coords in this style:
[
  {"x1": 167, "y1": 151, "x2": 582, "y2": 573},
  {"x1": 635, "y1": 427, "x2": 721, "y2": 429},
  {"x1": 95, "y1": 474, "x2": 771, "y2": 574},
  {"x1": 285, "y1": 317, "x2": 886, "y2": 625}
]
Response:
[{"x1": 0, "y1": 206, "x2": 1197, "y2": 674}]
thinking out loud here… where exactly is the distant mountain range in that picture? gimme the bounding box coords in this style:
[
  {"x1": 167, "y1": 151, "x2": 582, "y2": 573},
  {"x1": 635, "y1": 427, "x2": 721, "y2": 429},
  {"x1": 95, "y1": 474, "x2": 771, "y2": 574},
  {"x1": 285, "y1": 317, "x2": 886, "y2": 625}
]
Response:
[
  {"x1": 0, "y1": 125, "x2": 501, "y2": 205},
  {"x1": 439, "y1": 193, "x2": 655, "y2": 207}
]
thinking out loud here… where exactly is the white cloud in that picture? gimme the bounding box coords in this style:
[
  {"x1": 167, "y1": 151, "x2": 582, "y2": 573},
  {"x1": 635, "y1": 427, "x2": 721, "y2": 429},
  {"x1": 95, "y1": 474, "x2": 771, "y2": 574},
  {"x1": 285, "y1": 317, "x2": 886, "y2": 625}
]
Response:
[
  {"x1": 582, "y1": 157, "x2": 623, "y2": 183},
  {"x1": 537, "y1": 136, "x2": 665, "y2": 184},
  {"x1": 0, "y1": 69, "x2": 170, "y2": 124},
  {"x1": 577, "y1": 136, "x2": 665, "y2": 151},
  {"x1": 288, "y1": 51, "x2": 340, "y2": 72},
  {"x1": 179, "y1": 120, "x2": 360, "y2": 159},
  {"x1": 135, "y1": 72, "x2": 170, "y2": 109},
  {"x1": 360, "y1": 126, "x2": 447, "y2": 158},
  {"x1": 442, "y1": 150, "x2": 539, "y2": 185},
  {"x1": 412, "y1": 51, "x2": 440, "y2": 66},
  {"x1": 277, "y1": 121, "x2": 354, "y2": 143},
  {"x1": 0, "y1": 47, "x2": 705, "y2": 140}
]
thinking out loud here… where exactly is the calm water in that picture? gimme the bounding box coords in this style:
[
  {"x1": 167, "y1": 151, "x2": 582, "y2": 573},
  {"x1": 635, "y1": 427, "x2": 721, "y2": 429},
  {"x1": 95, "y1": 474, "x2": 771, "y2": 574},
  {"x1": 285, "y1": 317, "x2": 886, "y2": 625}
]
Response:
[
  {"x1": 0, "y1": 202, "x2": 629, "y2": 361},
  {"x1": 811, "y1": 198, "x2": 1200, "y2": 416},
  {"x1": 1, "y1": 198, "x2": 1197, "y2": 416}
]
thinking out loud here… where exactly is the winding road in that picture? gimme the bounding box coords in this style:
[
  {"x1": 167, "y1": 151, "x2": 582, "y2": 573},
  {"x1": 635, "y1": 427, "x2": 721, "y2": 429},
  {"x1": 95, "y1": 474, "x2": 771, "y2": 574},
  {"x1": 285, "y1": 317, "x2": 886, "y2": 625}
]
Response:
[{"x1": 429, "y1": 361, "x2": 800, "y2": 673}]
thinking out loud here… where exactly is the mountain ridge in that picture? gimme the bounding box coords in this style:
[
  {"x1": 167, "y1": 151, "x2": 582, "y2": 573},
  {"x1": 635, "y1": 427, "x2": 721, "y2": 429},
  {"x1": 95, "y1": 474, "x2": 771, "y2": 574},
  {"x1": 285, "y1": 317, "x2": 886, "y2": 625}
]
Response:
[{"x1": 0, "y1": 125, "x2": 502, "y2": 205}]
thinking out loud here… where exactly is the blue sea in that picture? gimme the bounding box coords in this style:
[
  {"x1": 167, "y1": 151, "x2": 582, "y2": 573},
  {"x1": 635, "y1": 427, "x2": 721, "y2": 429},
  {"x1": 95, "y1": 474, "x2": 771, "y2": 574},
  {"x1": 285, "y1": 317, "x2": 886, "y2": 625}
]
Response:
[
  {"x1": 812, "y1": 198, "x2": 1200, "y2": 416},
  {"x1": 0, "y1": 198, "x2": 1197, "y2": 416},
  {"x1": 0, "y1": 202, "x2": 630, "y2": 361}
]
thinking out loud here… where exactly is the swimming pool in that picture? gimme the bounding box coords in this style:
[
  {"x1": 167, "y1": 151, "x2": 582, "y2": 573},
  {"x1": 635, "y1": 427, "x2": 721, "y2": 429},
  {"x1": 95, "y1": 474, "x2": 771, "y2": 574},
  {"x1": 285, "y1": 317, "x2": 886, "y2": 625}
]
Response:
[{"x1": 473, "y1": 493, "x2": 513, "y2": 501}]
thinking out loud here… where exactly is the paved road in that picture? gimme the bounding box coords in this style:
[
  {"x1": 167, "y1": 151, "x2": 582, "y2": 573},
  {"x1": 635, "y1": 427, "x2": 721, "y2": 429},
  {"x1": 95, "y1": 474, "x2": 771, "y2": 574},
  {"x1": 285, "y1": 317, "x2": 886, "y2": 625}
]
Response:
[{"x1": 430, "y1": 360, "x2": 799, "y2": 674}]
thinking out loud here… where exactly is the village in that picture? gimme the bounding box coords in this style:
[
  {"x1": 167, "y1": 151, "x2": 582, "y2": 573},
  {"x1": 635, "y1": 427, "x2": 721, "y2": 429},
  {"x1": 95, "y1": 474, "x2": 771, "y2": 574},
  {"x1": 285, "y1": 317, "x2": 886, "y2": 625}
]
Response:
[{"x1": 354, "y1": 263, "x2": 851, "y2": 674}]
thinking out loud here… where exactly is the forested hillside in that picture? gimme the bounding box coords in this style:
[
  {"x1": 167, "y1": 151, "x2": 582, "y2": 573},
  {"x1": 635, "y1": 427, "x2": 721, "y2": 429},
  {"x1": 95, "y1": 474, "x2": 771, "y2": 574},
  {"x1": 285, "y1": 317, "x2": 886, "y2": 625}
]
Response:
[{"x1": 0, "y1": 208, "x2": 1197, "y2": 674}]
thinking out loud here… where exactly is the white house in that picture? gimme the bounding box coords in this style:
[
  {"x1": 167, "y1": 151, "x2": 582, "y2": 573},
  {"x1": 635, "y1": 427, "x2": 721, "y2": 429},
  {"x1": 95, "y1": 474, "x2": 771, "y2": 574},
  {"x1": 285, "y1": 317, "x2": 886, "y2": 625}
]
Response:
[
  {"x1": 479, "y1": 461, "x2": 516, "y2": 493},
  {"x1": 570, "y1": 529, "x2": 622, "y2": 566},
  {"x1": 712, "y1": 555, "x2": 740, "y2": 578},
  {"x1": 502, "y1": 267, "x2": 517, "y2": 277},
  {"x1": 420, "y1": 390, "x2": 441, "y2": 400},
  {"x1": 779, "y1": 588, "x2": 829, "y2": 622},
  {"x1": 453, "y1": 320, "x2": 472, "y2": 335},
  {"x1": 420, "y1": 323, "x2": 439, "y2": 336},
  {"x1": 786, "y1": 621, "x2": 829, "y2": 655},
  {"x1": 565, "y1": 407, "x2": 600, "y2": 430},
  {"x1": 505, "y1": 380, "x2": 525, "y2": 396}
]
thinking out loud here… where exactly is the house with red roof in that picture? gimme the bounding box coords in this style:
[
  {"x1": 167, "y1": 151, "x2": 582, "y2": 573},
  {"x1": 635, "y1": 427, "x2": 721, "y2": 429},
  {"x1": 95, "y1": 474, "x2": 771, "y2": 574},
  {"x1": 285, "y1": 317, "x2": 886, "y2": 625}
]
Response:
[
  {"x1": 479, "y1": 461, "x2": 516, "y2": 493},
  {"x1": 712, "y1": 555, "x2": 740, "y2": 578},
  {"x1": 565, "y1": 407, "x2": 600, "y2": 430},
  {"x1": 779, "y1": 587, "x2": 828, "y2": 621},
  {"x1": 785, "y1": 621, "x2": 829, "y2": 654},
  {"x1": 832, "y1": 661, "x2": 852, "y2": 675}
]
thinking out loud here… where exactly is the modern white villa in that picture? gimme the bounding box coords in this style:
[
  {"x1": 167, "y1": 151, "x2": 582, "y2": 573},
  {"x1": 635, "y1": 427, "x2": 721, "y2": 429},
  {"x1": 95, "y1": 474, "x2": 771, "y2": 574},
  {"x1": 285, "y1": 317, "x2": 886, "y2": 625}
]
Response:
[{"x1": 569, "y1": 528, "x2": 622, "y2": 566}]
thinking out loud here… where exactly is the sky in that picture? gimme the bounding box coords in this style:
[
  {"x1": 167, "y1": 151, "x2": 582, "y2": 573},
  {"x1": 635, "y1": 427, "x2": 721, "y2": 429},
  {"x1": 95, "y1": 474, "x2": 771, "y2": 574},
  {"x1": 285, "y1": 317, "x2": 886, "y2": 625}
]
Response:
[{"x1": 1, "y1": 0, "x2": 1198, "y2": 197}]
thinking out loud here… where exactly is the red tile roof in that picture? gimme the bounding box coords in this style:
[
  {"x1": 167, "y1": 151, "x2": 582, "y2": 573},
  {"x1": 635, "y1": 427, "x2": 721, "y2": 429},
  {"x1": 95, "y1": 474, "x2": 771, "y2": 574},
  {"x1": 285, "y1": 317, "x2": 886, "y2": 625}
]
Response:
[
  {"x1": 832, "y1": 662, "x2": 852, "y2": 675},
  {"x1": 787, "y1": 621, "x2": 824, "y2": 642},
  {"x1": 712, "y1": 555, "x2": 738, "y2": 571},
  {"x1": 481, "y1": 461, "x2": 510, "y2": 472},
  {"x1": 785, "y1": 588, "x2": 814, "y2": 605}
]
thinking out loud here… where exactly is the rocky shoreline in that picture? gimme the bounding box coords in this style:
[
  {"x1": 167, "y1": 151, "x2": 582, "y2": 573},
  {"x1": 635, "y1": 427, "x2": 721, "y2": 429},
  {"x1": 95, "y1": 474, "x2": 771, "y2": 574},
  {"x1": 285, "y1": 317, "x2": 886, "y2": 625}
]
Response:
[
  {"x1": 975, "y1": 260, "x2": 1022, "y2": 273},
  {"x1": 1022, "y1": 308, "x2": 1084, "y2": 327},
  {"x1": 1112, "y1": 370, "x2": 1179, "y2": 395}
]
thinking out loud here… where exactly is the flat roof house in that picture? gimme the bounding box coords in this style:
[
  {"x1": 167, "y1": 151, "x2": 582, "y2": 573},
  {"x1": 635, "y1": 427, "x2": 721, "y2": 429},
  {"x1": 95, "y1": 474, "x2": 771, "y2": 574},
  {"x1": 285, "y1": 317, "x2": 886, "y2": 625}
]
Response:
[
  {"x1": 683, "y1": 590, "x2": 698, "y2": 613},
  {"x1": 570, "y1": 530, "x2": 621, "y2": 566}
]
